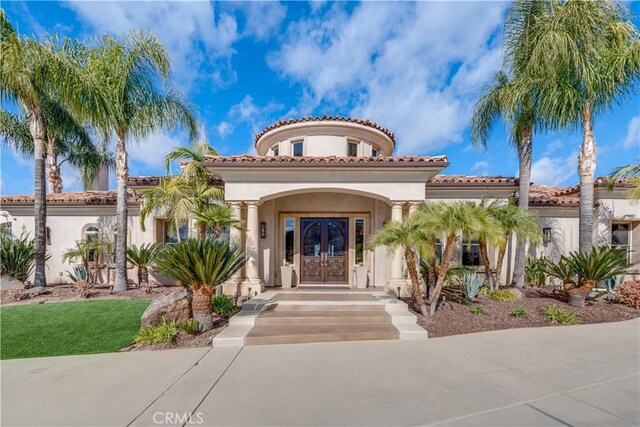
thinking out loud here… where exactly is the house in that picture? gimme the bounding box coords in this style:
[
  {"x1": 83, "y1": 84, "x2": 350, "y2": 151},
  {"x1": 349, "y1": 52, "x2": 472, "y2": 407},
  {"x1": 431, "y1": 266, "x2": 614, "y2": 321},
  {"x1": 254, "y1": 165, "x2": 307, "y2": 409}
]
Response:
[{"x1": 1, "y1": 116, "x2": 638, "y2": 295}]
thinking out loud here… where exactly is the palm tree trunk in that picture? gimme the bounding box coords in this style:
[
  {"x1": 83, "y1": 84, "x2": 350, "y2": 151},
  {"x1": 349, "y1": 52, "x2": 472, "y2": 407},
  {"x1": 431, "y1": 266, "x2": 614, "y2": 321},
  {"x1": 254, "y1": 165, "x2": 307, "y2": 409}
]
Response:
[
  {"x1": 29, "y1": 107, "x2": 47, "y2": 288},
  {"x1": 113, "y1": 134, "x2": 129, "y2": 292},
  {"x1": 427, "y1": 242, "x2": 437, "y2": 299},
  {"x1": 512, "y1": 127, "x2": 532, "y2": 288},
  {"x1": 478, "y1": 238, "x2": 493, "y2": 290},
  {"x1": 430, "y1": 235, "x2": 457, "y2": 316},
  {"x1": 578, "y1": 101, "x2": 595, "y2": 254},
  {"x1": 495, "y1": 244, "x2": 507, "y2": 288},
  {"x1": 404, "y1": 248, "x2": 428, "y2": 317},
  {"x1": 192, "y1": 286, "x2": 214, "y2": 331},
  {"x1": 46, "y1": 137, "x2": 63, "y2": 193}
]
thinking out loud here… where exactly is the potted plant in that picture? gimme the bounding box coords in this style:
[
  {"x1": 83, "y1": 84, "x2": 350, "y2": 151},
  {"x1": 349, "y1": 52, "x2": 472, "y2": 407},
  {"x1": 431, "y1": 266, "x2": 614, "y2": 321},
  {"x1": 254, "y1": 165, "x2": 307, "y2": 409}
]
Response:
[
  {"x1": 280, "y1": 262, "x2": 294, "y2": 288},
  {"x1": 354, "y1": 264, "x2": 367, "y2": 289},
  {"x1": 127, "y1": 243, "x2": 161, "y2": 287},
  {"x1": 154, "y1": 237, "x2": 246, "y2": 331}
]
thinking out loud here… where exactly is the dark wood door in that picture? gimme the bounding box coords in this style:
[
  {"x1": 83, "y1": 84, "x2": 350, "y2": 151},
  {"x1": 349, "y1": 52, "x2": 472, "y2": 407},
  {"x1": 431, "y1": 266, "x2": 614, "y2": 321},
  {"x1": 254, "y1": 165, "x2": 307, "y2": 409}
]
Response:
[{"x1": 300, "y1": 218, "x2": 349, "y2": 284}]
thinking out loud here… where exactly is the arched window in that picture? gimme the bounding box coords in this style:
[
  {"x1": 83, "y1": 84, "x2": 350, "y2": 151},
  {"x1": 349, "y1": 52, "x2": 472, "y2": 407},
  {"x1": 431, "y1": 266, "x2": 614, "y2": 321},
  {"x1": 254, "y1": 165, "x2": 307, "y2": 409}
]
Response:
[{"x1": 83, "y1": 225, "x2": 100, "y2": 262}]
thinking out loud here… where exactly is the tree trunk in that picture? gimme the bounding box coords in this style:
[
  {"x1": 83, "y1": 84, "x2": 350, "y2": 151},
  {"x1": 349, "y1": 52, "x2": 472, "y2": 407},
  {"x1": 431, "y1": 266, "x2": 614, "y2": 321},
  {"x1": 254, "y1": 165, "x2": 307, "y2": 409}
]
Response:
[
  {"x1": 566, "y1": 279, "x2": 594, "y2": 307},
  {"x1": 578, "y1": 102, "x2": 595, "y2": 254},
  {"x1": 29, "y1": 106, "x2": 47, "y2": 288},
  {"x1": 46, "y1": 137, "x2": 63, "y2": 193},
  {"x1": 113, "y1": 134, "x2": 129, "y2": 292},
  {"x1": 512, "y1": 127, "x2": 532, "y2": 288},
  {"x1": 430, "y1": 235, "x2": 457, "y2": 316},
  {"x1": 192, "y1": 286, "x2": 214, "y2": 331},
  {"x1": 138, "y1": 265, "x2": 149, "y2": 287},
  {"x1": 495, "y1": 242, "x2": 507, "y2": 288},
  {"x1": 427, "y1": 247, "x2": 437, "y2": 300},
  {"x1": 478, "y1": 238, "x2": 493, "y2": 290},
  {"x1": 404, "y1": 248, "x2": 428, "y2": 317}
]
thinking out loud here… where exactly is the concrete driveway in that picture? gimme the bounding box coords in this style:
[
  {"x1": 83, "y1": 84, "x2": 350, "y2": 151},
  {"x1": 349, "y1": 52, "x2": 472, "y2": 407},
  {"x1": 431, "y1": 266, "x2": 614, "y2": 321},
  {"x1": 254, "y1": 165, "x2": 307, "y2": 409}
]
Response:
[{"x1": 2, "y1": 319, "x2": 638, "y2": 427}]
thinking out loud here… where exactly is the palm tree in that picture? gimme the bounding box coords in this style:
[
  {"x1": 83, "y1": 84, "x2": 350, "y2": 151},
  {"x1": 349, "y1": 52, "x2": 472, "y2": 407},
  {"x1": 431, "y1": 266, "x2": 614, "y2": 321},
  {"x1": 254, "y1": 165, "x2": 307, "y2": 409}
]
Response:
[
  {"x1": 417, "y1": 201, "x2": 501, "y2": 316},
  {"x1": 126, "y1": 243, "x2": 161, "y2": 287},
  {"x1": 193, "y1": 204, "x2": 245, "y2": 238},
  {"x1": 368, "y1": 213, "x2": 435, "y2": 317},
  {"x1": 0, "y1": 106, "x2": 114, "y2": 192},
  {"x1": 522, "y1": 0, "x2": 640, "y2": 253},
  {"x1": 164, "y1": 128, "x2": 219, "y2": 181},
  {"x1": 86, "y1": 31, "x2": 199, "y2": 292},
  {"x1": 1, "y1": 12, "x2": 106, "y2": 287},
  {"x1": 609, "y1": 161, "x2": 640, "y2": 199},
  {"x1": 154, "y1": 237, "x2": 246, "y2": 331}
]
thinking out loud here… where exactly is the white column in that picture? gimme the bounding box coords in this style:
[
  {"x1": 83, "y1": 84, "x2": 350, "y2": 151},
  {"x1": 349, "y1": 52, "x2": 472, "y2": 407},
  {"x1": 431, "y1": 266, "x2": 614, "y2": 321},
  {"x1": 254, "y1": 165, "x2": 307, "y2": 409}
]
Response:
[
  {"x1": 245, "y1": 201, "x2": 260, "y2": 282},
  {"x1": 222, "y1": 202, "x2": 243, "y2": 297},
  {"x1": 408, "y1": 203, "x2": 419, "y2": 216},
  {"x1": 390, "y1": 202, "x2": 404, "y2": 281}
]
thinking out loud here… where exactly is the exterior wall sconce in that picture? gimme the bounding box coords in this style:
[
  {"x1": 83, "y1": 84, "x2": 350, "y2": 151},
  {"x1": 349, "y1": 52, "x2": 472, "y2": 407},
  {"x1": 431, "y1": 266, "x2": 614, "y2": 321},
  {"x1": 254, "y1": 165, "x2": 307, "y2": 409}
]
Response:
[
  {"x1": 260, "y1": 222, "x2": 266, "y2": 239},
  {"x1": 543, "y1": 227, "x2": 552, "y2": 245}
]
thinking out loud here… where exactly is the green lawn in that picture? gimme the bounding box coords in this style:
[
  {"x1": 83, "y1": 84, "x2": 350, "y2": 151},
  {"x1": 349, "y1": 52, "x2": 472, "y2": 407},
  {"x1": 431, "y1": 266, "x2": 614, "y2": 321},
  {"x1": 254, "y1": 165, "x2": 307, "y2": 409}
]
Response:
[{"x1": 1, "y1": 299, "x2": 150, "y2": 360}]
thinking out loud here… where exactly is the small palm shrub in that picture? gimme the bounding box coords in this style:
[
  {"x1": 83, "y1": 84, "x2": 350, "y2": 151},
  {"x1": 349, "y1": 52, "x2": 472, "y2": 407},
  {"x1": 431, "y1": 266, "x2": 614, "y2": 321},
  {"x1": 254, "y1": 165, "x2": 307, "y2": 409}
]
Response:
[
  {"x1": 461, "y1": 272, "x2": 484, "y2": 299},
  {"x1": 617, "y1": 281, "x2": 640, "y2": 309},
  {"x1": 73, "y1": 281, "x2": 92, "y2": 298},
  {"x1": 154, "y1": 237, "x2": 246, "y2": 332},
  {"x1": 525, "y1": 257, "x2": 547, "y2": 287},
  {"x1": 135, "y1": 318, "x2": 178, "y2": 344},
  {"x1": 178, "y1": 318, "x2": 199, "y2": 335},
  {"x1": 469, "y1": 305, "x2": 487, "y2": 315},
  {"x1": 545, "y1": 305, "x2": 580, "y2": 325},
  {"x1": 212, "y1": 294, "x2": 239, "y2": 317},
  {"x1": 604, "y1": 275, "x2": 625, "y2": 294},
  {"x1": 510, "y1": 306, "x2": 528, "y2": 318},
  {"x1": 127, "y1": 243, "x2": 161, "y2": 287},
  {"x1": 489, "y1": 289, "x2": 519, "y2": 302},
  {"x1": 0, "y1": 232, "x2": 47, "y2": 285}
]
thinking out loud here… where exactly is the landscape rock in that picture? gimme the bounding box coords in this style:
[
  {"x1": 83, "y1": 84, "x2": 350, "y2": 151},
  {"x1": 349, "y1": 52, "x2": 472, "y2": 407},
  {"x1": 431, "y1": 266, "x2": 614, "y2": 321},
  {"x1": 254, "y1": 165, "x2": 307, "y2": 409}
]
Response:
[
  {"x1": 27, "y1": 286, "x2": 51, "y2": 298},
  {"x1": 140, "y1": 289, "x2": 192, "y2": 329}
]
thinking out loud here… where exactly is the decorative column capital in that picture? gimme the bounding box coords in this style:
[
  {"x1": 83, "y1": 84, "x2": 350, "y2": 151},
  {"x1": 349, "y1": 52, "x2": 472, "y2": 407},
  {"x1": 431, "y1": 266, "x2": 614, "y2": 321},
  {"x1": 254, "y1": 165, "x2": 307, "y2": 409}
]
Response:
[
  {"x1": 245, "y1": 201, "x2": 262, "y2": 208},
  {"x1": 388, "y1": 201, "x2": 406, "y2": 208}
]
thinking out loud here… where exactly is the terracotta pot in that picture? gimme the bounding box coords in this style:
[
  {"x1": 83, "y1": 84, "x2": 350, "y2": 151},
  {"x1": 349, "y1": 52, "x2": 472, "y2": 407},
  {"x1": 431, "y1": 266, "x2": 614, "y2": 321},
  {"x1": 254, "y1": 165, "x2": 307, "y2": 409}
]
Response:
[{"x1": 565, "y1": 280, "x2": 595, "y2": 307}]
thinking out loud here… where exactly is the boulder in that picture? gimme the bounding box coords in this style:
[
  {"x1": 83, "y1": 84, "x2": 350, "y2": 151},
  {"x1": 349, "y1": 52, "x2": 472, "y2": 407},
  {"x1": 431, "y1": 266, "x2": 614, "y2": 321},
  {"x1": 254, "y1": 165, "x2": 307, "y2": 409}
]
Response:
[
  {"x1": 505, "y1": 287, "x2": 524, "y2": 300},
  {"x1": 140, "y1": 289, "x2": 192, "y2": 329},
  {"x1": 27, "y1": 286, "x2": 51, "y2": 298}
]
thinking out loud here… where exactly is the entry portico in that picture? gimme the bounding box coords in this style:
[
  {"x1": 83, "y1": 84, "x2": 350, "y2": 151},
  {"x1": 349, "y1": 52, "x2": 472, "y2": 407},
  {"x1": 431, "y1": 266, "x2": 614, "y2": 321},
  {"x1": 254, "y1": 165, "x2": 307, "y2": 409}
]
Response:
[{"x1": 203, "y1": 117, "x2": 449, "y2": 296}]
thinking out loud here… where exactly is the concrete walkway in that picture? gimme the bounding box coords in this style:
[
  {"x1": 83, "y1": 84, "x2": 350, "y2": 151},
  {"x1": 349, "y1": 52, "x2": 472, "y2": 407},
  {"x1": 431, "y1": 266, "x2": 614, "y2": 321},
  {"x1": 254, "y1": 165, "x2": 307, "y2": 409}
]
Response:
[{"x1": 2, "y1": 319, "x2": 638, "y2": 426}]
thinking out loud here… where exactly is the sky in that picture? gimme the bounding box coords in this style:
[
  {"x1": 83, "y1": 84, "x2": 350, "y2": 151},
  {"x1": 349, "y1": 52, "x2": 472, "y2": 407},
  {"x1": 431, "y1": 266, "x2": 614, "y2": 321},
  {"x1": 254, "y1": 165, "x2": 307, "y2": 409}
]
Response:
[{"x1": 1, "y1": 0, "x2": 639, "y2": 195}]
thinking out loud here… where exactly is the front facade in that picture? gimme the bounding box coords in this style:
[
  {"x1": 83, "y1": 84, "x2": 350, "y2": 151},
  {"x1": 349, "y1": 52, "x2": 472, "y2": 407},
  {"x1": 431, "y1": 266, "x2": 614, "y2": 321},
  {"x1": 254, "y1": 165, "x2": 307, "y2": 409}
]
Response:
[{"x1": 2, "y1": 116, "x2": 639, "y2": 295}]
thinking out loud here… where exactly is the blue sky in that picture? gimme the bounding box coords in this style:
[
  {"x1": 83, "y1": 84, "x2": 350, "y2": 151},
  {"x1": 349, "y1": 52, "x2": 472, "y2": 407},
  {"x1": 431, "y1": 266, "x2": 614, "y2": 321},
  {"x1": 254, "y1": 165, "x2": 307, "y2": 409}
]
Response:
[{"x1": 2, "y1": 1, "x2": 639, "y2": 195}]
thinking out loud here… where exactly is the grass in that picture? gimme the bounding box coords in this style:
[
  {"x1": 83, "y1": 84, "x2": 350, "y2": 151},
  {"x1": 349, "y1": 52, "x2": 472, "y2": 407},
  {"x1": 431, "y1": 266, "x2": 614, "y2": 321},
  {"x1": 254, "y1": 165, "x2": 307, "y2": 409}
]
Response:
[{"x1": 1, "y1": 299, "x2": 150, "y2": 360}]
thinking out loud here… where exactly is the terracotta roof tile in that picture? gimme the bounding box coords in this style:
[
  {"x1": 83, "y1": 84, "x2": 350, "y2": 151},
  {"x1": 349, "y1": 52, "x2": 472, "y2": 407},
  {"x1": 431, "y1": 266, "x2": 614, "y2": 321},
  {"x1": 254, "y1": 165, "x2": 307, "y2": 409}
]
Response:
[
  {"x1": 1, "y1": 190, "x2": 138, "y2": 206},
  {"x1": 128, "y1": 175, "x2": 224, "y2": 187},
  {"x1": 427, "y1": 175, "x2": 519, "y2": 185},
  {"x1": 525, "y1": 185, "x2": 580, "y2": 207},
  {"x1": 201, "y1": 154, "x2": 448, "y2": 167},
  {"x1": 255, "y1": 116, "x2": 396, "y2": 144}
]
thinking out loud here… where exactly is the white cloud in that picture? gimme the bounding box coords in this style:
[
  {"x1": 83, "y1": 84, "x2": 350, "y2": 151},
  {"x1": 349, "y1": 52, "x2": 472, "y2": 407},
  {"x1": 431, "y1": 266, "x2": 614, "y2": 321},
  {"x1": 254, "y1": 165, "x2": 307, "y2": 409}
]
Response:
[
  {"x1": 267, "y1": 1, "x2": 507, "y2": 154},
  {"x1": 229, "y1": 95, "x2": 284, "y2": 134},
  {"x1": 65, "y1": 1, "x2": 239, "y2": 89},
  {"x1": 530, "y1": 153, "x2": 577, "y2": 186},
  {"x1": 217, "y1": 121, "x2": 233, "y2": 138},
  {"x1": 622, "y1": 116, "x2": 640, "y2": 150},
  {"x1": 233, "y1": 2, "x2": 286, "y2": 40},
  {"x1": 129, "y1": 131, "x2": 183, "y2": 173},
  {"x1": 471, "y1": 160, "x2": 490, "y2": 176},
  {"x1": 543, "y1": 139, "x2": 564, "y2": 156}
]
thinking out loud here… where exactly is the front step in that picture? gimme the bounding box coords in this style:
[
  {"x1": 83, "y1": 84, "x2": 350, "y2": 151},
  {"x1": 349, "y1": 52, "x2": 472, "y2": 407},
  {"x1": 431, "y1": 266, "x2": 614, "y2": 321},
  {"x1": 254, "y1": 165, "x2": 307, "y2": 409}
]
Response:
[
  {"x1": 245, "y1": 323, "x2": 400, "y2": 346},
  {"x1": 256, "y1": 309, "x2": 392, "y2": 325}
]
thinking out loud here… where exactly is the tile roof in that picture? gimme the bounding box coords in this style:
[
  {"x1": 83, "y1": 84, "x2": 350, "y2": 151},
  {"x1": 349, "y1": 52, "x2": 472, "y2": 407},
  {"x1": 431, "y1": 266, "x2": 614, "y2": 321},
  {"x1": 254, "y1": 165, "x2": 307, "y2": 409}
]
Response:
[
  {"x1": 201, "y1": 154, "x2": 448, "y2": 167},
  {"x1": 128, "y1": 175, "x2": 224, "y2": 187},
  {"x1": 525, "y1": 185, "x2": 580, "y2": 207},
  {"x1": 1, "y1": 190, "x2": 138, "y2": 206},
  {"x1": 255, "y1": 116, "x2": 396, "y2": 144},
  {"x1": 427, "y1": 175, "x2": 519, "y2": 186}
]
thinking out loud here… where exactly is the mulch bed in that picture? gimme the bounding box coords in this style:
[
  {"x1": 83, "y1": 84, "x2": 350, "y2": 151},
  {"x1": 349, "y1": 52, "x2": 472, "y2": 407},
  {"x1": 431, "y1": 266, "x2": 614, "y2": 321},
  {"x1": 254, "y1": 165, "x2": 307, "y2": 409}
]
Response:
[
  {"x1": 404, "y1": 287, "x2": 640, "y2": 338},
  {"x1": 0, "y1": 284, "x2": 181, "y2": 306}
]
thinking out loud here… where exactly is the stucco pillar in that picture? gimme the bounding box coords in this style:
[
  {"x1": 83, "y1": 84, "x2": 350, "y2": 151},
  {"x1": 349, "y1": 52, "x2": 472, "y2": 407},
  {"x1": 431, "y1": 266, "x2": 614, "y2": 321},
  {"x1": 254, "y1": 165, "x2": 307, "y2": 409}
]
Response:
[
  {"x1": 241, "y1": 201, "x2": 264, "y2": 297},
  {"x1": 390, "y1": 202, "x2": 404, "y2": 280},
  {"x1": 222, "y1": 202, "x2": 243, "y2": 297}
]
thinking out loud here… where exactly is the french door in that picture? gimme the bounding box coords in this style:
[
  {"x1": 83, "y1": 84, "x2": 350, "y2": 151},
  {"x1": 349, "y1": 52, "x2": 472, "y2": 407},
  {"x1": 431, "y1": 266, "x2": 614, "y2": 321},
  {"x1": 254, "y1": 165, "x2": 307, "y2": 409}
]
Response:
[{"x1": 300, "y1": 218, "x2": 349, "y2": 283}]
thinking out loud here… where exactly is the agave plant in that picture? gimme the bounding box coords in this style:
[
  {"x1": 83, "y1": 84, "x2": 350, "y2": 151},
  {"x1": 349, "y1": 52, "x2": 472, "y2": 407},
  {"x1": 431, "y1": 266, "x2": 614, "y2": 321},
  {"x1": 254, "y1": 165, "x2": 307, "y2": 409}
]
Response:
[
  {"x1": 0, "y1": 232, "x2": 49, "y2": 285},
  {"x1": 154, "y1": 237, "x2": 246, "y2": 331},
  {"x1": 461, "y1": 272, "x2": 485, "y2": 300},
  {"x1": 126, "y1": 243, "x2": 162, "y2": 287},
  {"x1": 544, "y1": 247, "x2": 629, "y2": 307}
]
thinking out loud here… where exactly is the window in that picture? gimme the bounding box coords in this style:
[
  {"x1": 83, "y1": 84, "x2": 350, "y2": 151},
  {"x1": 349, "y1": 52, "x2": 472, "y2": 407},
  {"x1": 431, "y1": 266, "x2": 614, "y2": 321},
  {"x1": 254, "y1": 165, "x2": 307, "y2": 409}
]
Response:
[
  {"x1": 46, "y1": 227, "x2": 51, "y2": 246},
  {"x1": 371, "y1": 146, "x2": 378, "y2": 157},
  {"x1": 271, "y1": 144, "x2": 279, "y2": 156},
  {"x1": 284, "y1": 217, "x2": 295, "y2": 264},
  {"x1": 292, "y1": 141, "x2": 303, "y2": 157},
  {"x1": 612, "y1": 223, "x2": 631, "y2": 263},
  {"x1": 84, "y1": 225, "x2": 100, "y2": 262},
  {"x1": 162, "y1": 220, "x2": 189, "y2": 244},
  {"x1": 348, "y1": 142, "x2": 358, "y2": 157},
  {"x1": 462, "y1": 234, "x2": 482, "y2": 266},
  {"x1": 355, "y1": 218, "x2": 365, "y2": 264}
]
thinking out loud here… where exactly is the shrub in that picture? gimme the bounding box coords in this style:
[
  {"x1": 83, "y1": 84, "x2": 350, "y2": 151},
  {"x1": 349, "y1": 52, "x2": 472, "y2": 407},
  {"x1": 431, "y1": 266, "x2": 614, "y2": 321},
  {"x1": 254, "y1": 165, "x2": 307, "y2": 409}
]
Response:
[
  {"x1": 604, "y1": 275, "x2": 625, "y2": 294},
  {"x1": 489, "y1": 289, "x2": 519, "y2": 302},
  {"x1": 8, "y1": 288, "x2": 28, "y2": 301},
  {"x1": 178, "y1": 318, "x2": 199, "y2": 335},
  {"x1": 525, "y1": 257, "x2": 547, "y2": 287},
  {"x1": 135, "y1": 318, "x2": 178, "y2": 344},
  {"x1": 461, "y1": 272, "x2": 484, "y2": 299},
  {"x1": 469, "y1": 305, "x2": 487, "y2": 315},
  {"x1": 545, "y1": 305, "x2": 580, "y2": 326},
  {"x1": 478, "y1": 285, "x2": 491, "y2": 296},
  {"x1": 66, "y1": 265, "x2": 92, "y2": 284},
  {"x1": 212, "y1": 294, "x2": 239, "y2": 317},
  {"x1": 510, "y1": 306, "x2": 528, "y2": 318},
  {"x1": 617, "y1": 281, "x2": 640, "y2": 309},
  {"x1": 0, "y1": 232, "x2": 49, "y2": 284},
  {"x1": 73, "y1": 281, "x2": 92, "y2": 298}
]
